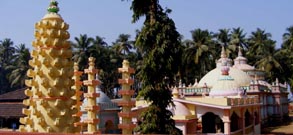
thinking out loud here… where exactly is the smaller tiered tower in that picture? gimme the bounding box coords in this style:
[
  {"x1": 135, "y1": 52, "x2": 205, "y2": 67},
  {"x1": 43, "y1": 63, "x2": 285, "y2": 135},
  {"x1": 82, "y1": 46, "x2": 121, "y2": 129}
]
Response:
[
  {"x1": 83, "y1": 57, "x2": 100, "y2": 134},
  {"x1": 117, "y1": 60, "x2": 136, "y2": 134},
  {"x1": 72, "y1": 63, "x2": 84, "y2": 132}
]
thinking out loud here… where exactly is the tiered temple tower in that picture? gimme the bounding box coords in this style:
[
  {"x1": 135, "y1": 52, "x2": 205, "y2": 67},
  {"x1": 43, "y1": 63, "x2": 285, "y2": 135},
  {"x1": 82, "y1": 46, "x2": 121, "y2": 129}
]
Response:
[
  {"x1": 19, "y1": 0, "x2": 78, "y2": 133},
  {"x1": 83, "y1": 57, "x2": 101, "y2": 134},
  {"x1": 117, "y1": 60, "x2": 136, "y2": 134},
  {"x1": 72, "y1": 63, "x2": 84, "y2": 131}
]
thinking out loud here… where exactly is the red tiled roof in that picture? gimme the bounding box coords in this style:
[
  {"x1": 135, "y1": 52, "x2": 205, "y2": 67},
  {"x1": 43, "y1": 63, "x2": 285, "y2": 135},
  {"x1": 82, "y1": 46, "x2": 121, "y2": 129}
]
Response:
[
  {"x1": 0, "y1": 88, "x2": 27, "y2": 101},
  {"x1": 0, "y1": 102, "x2": 25, "y2": 118}
]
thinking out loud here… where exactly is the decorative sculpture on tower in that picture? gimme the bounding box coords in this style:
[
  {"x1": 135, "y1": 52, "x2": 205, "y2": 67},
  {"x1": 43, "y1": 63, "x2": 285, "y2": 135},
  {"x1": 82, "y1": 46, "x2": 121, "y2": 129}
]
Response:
[
  {"x1": 19, "y1": 0, "x2": 78, "y2": 133},
  {"x1": 117, "y1": 60, "x2": 136, "y2": 134},
  {"x1": 83, "y1": 57, "x2": 101, "y2": 134}
]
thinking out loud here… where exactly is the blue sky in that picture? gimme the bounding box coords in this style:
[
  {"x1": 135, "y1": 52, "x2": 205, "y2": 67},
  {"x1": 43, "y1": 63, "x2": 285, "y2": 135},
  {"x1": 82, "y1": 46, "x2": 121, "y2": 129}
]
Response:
[{"x1": 0, "y1": 0, "x2": 293, "y2": 49}]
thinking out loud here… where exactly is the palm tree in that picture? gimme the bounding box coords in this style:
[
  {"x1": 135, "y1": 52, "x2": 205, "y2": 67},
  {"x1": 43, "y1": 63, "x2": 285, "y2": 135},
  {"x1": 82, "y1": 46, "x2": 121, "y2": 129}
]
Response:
[
  {"x1": 112, "y1": 34, "x2": 133, "y2": 58},
  {"x1": 72, "y1": 34, "x2": 94, "y2": 70},
  {"x1": 247, "y1": 28, "x2": 281, "y2": 81},
  {"x1": 0, "y1": 38, "x2": 16, "y2": 67},
  {"x1": 248, "y1": 28, "x2": 272, "y2": 54},
  {"x1": 230, "y1": 27, "x2": 248, "y2": 51},
  {"x1": 89, "y1": 35, "x2": 109, "y2": 68},
  {"x1": 247, "y1": 28, "x2": 273, "y2": 65},
  {"x1": 278, "y1": 26, "x2": 293, "y2": 87},
  {"x1": 214, "y1": 29, "x2": 234, "y2": 57},
  {"x1": 6, "y1": 44, "x2": 30, "y2": 88},
  {"x1": 183, "y1": 29, "x2": 215, "y2": 78},
  {"x1": 282, "y1": 26, "x2": 293, "y2": 50}
]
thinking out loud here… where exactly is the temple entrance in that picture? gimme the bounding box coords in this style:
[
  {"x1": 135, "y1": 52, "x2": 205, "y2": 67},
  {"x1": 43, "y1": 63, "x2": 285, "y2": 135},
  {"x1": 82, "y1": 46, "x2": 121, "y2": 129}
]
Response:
[
  {"x1": 105, "y1": 120, "x2": 115, "y2": 134},
  {"x1": 202, "y1": 112, "x2": 223, "y2": 133}
]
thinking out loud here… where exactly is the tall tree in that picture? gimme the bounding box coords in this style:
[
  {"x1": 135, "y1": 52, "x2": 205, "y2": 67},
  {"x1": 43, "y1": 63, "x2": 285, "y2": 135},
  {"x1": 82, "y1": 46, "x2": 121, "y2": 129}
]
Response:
[
  {"x1": 0, "y1": 38, "x2": 16, "y2": 67},
  {"x1": 183, "y1": 29, "x2": 215, "y2": 79},
  {"x1": 214, "y1": 29, "x2": 234, "y2": 57},
  {"x1": 112, "y1": 34, "x2": 133, "y2": 58},
  {"x1": 247, "y1": 28, "x2": 281, "y2": 81},
  {"x1": 247, "y1": 28, "x2": 273, "y2": 65},
  {"x1": 90, "y1": 35, "x2": 108, "y2": 67},
  {"x1": 230, "y1": 27, "x2": 248, "y2": 49},
  {"x1": 125, "y1": 0, "x2": 182, "y2": 134},
  {"x1": 279, "y1": 26, "x2": 293, "y2": 87},
  {"x1": 6, "y1": 44, "x2": 30, "y2": 88},
  {"x1": 282, "y1": 26, "x2": 293, "y2": 50},
  {"x1": 72, "y1": 34, "x2": 94, "y2": 70},
  {"x1": 0, "y1": 38, "x2": 16, "y2": 93}
]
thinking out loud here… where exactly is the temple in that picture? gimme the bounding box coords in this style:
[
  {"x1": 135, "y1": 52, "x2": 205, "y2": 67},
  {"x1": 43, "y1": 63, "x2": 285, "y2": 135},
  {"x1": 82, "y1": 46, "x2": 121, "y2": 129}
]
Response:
[
  {"x1": 157, "y1": 46, "x2": 288, "y2": 134},
  {"x1": 11, "y1": 1, "x2": 290, "y2": 135}
]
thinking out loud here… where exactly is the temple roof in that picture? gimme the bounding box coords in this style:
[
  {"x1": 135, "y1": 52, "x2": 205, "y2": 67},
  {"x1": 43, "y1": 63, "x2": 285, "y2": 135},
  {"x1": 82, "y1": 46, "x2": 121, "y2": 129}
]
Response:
[
  {"x1": 0, "y1": 88, "x2": 27, "y2": 101},
  {"x1": 197, "y1": 46, "x2": 251, "y2": 88}
]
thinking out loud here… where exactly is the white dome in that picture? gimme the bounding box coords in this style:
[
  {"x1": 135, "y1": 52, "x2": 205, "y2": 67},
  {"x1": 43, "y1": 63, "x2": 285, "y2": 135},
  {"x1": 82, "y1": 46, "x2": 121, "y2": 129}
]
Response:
[
  {"x1": 172, "y1": 102, "x2": 191, "y2": 116},
  {"x1": 209, "y1": 75, "x2": 240, "y2": 97},
  {"x1": 198, "y1": 67, "x2": 251, "y2": 88}
]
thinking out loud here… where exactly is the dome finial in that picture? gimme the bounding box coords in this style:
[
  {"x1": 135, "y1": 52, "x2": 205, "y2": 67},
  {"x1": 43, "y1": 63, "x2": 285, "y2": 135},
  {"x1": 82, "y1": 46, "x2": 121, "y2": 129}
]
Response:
[
  {"x1": 47, "y1": 0, "x2": 59, "y2": 13},
  {"x1": 220, "y1": 45, "x2": 227, "y2": 58},
  {"x1": 238, "y1": 46, "x2": 243, "y2": 57}
]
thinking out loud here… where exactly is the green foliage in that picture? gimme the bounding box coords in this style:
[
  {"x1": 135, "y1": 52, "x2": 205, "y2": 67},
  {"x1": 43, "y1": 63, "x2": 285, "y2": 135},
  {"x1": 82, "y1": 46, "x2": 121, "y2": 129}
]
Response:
[
  {"x1": 129, "y1": 0, "x2": 182, "y2": 134},
  {"x1": 0, "y1": 38, "x2": 30, "y2": 94}
]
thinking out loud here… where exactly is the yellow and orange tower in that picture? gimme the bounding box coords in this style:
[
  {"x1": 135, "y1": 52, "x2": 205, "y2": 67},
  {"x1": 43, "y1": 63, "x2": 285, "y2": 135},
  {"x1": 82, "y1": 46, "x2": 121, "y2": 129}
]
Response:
[
  {"x1": 72, "y1": 62, "x2": 84, "y2": 132},
  {"x1": 19, "y1": 0, "x2": 78, "y2": 133},
  {"x1": 83, "y1": 57, "x2": 101, "y2": 134},
  {"x1": 117, "y1": 60, "x2": 136, "y2": 134}
]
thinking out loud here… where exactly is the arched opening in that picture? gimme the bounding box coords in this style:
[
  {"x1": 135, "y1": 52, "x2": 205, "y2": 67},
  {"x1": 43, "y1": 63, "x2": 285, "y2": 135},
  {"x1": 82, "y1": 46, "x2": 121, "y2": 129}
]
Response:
[
  {"x1": 230, "y1": 112, "x2": 240, "y2": 132},
  {"x1": 105, "y1": 120, "x2": 115, "y2": 134},
  {"x1": 245, "y1": 110, "x2": 252, "y2": 127},
  {"x1": 202, "y1": 112, "x2": 223, "y2": 133}
]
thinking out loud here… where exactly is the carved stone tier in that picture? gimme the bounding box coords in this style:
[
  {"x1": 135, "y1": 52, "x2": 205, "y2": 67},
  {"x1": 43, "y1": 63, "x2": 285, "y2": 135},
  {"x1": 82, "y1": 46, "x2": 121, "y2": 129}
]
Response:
[
  {"x1": 118, "y1": 78, "x2": 134, "y2": 85},
  {"x1": 117, "y1": 101, "x2": 136, "y2": 107},
  {"x1": 118, "y1": 90, "x2": 135, "y2": 96}
]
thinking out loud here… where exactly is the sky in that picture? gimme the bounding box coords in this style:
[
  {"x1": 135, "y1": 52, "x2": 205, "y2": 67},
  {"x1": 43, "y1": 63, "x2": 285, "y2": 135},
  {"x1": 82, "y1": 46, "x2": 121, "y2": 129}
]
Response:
[{"x1": 0, "y1": 0, "x2": 293, "y2": 49}]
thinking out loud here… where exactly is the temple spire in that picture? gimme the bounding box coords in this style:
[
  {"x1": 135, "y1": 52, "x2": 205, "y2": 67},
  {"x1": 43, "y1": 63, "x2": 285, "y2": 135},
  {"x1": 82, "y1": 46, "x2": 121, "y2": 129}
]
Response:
[
  {"x1": 220, "y1": 45, "x2": 227, "y2": 58},
  {"x1": 238, "y1": 46, "x2": 243, "y2": 57},
  {"x1": 47, "y1": 0, "x2": 60, "y2": 13}
]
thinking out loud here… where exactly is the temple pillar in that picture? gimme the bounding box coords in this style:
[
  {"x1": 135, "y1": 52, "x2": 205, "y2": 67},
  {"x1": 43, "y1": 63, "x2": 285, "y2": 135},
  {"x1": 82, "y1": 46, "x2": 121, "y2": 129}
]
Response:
[
  {"x1": 241, "y1": 108, "x2": 245, "y2": 134},
  {"x1": 83, "y1": 57, "x2": 100, "y2": 134},
  {"x1": 223, "y1": 109, "x2": 231, "y2": 135},
  {"x1": 117, "y1": 60, "x2": 136, "y2": 134}
]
